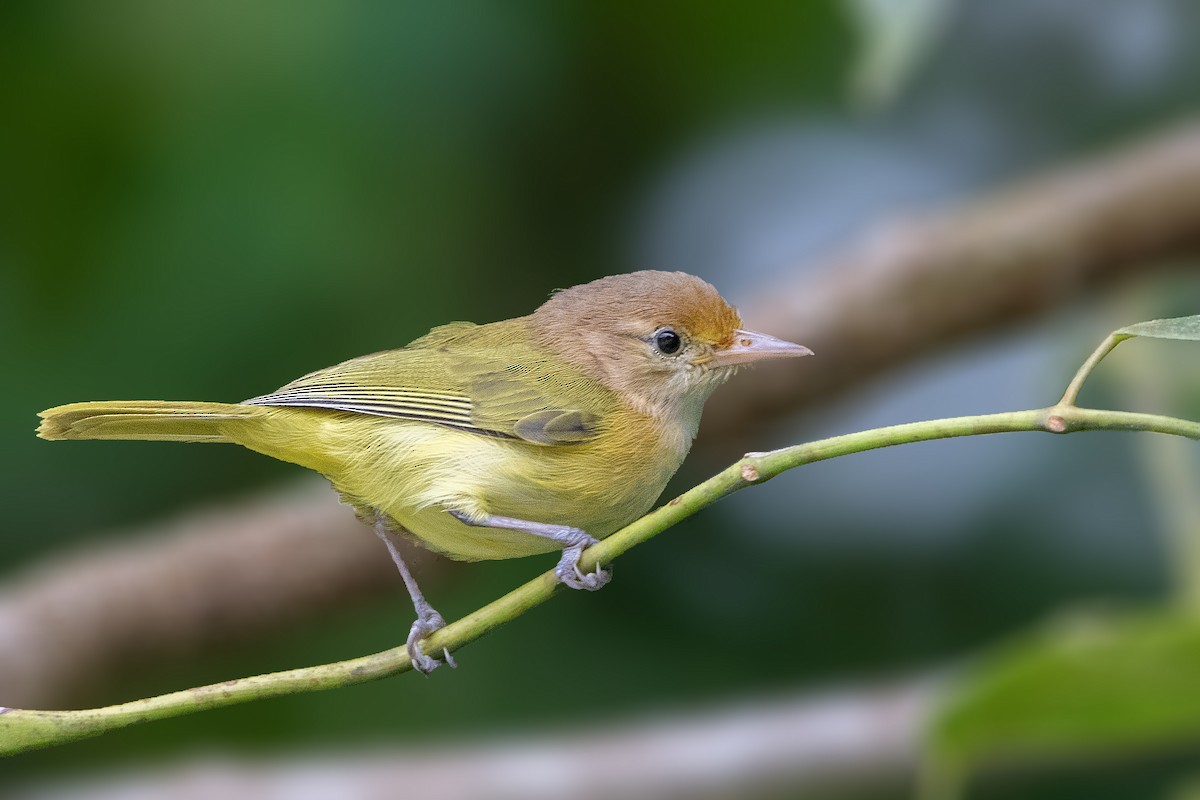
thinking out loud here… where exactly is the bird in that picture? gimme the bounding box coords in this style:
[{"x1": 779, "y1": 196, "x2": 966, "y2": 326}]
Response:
[{"x1": 38, "y1": 270, "x2": 812, "y2": 673}]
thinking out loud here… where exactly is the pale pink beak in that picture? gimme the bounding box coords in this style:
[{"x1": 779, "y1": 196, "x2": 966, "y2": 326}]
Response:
[{"x1": 710, "y1": 329, "x2": 813, "y2": 367}]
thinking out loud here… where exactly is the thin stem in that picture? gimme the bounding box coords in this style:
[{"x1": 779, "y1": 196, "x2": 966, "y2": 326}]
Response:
[
  {"x1": 1058, "y1": 333, "x2": 1129, "y2": 407},
  {"x1": 2, "y1": 405, "x2": 1197, "y2": 755}
]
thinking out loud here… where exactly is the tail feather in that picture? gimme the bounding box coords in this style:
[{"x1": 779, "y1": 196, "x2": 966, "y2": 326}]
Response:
[{"x1": 37, "y1": 400, "x2": 265, "y2": 443}]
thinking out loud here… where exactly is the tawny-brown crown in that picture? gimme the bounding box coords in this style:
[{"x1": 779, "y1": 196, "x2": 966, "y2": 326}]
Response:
[{"x1": 532, "y1": 270, "x2": 742, "y2": 347}]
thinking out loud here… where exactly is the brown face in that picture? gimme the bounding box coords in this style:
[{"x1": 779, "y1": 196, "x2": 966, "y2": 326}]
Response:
[{"x1": 531, "y1": 271, "x2": 810, "y2": 408}]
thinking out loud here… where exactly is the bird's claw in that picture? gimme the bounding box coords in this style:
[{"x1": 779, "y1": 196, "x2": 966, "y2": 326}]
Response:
[
  {"x1": 554, "y1": 545, "x2": 611, "y2": 591},
  {"x1": 407, "y1": 609, "x2": 455, "y2": 676}
]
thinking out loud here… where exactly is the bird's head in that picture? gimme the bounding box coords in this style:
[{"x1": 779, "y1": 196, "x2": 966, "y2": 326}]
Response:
[{"x1": 531, "y1": 270, "x2": 811, "y2": 429}]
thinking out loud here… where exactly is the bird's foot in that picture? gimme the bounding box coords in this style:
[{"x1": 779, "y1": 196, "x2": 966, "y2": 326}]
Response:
[
  {"x1": 446, "y1": 509, "x2": 611, "y2": 592},
  {"x1": 554, "y1": 543, "x2": 611, "y2": 591},
  {"x1": 406, "y1": 607, "x2": 456, "y2": 676}
]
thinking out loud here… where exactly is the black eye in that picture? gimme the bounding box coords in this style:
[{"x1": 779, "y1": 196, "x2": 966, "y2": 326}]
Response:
[{"x1": 653, "y1": 328, "x2": 682, "y2": 355}]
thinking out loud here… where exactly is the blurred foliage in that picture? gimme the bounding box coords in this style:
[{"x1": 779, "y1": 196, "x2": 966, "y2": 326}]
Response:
[
  {"x1": 844, "y1": 0, "x2": 954, "y2": 110},
  {"x1": 3, "y1": 2, "x2": 1200, "y2": 798},
  {"x1": 926, "y1": 610, "x2": 1200, "y2": 800}
]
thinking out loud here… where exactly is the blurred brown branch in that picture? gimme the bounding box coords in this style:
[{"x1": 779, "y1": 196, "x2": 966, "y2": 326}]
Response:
[
  {"x1": 5, "y1": 120, "x2": 1200, "y2": 710},
  {"x1": 0, "y1": 481, "x2": 440, "y2": 709},
  {"x1": 8, "y1": 680, "x2": 937, "y2": 800}
]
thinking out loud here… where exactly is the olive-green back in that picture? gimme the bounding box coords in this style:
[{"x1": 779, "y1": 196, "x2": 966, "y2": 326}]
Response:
[{"x1": 245, "y1": 318, "x2": 616, "y2": 446}]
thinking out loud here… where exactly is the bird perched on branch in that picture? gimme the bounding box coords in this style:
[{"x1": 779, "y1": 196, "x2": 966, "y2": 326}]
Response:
[{"x1": 39, "y1": 271, "x2": 811, "y2": 673}]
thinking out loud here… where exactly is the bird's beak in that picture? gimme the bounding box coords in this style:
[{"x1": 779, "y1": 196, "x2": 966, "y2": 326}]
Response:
[{"x1": 710, "y1": 329, "x2": 813, "y2": 367}]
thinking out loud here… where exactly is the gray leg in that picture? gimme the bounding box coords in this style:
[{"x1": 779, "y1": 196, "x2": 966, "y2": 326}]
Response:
[
  {"x1": 449, "y1": 510, "x2": 611, "y2": 591},
  {"x1": 373, "y1": 513, "x2": 456, "y2": 675}
]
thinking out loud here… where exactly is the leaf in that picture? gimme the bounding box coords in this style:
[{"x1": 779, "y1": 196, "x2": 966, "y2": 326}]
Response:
[
  {"x1": 923, "y1": 611, "x2": 1200, "y2": 797},
  {"x1": 843, "y1": 0, "x2": 954, "y2": 111},
  {"x1": 1116, "y1": 315, "x2": 1200, "y2": 342}
]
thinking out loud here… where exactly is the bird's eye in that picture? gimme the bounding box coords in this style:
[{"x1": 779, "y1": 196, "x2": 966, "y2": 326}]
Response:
[{"x1": 653, "y1": 328, "x2": 682, "y2": 355}]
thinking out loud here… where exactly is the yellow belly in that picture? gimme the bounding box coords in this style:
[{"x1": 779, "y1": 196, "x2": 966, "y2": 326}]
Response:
[{"x1": 228, "y1": 408, "x2": 685, "y2": 561}]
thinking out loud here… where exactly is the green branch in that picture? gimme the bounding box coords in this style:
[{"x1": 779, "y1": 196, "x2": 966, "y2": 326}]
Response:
[
  {"x1": 3, "y1": 405, "x2": 1197, "y2": 755},
  {"x1": 5, "y1": 317, "x2": 1199, "y2": 756}
]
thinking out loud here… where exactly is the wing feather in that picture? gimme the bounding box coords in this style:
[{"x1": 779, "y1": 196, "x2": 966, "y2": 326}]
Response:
[{"x1": 243, "y1": 321, "x2": 607, "y2": 446}]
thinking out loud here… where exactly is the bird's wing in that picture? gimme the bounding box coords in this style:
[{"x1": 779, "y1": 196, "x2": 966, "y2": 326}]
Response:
[{"x1": 244, "y1": 322, "x2": 605, "y2": 445}]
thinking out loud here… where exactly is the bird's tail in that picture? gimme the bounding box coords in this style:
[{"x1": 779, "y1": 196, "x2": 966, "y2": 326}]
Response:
[{"x1": 37, "y1": 400, "x2": 267, "y2": 443}]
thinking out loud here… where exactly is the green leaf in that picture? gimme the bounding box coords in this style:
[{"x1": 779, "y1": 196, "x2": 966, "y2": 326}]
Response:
[
  {"x1": 924, "y1": 611, "x2": 1200, "y2": 797},
  {"x1": 1116, "y1": 315, "x2": 1200, "y2": 342},
  {"x1": 844, "y1": 0, "x2": 954, "y2": 111}
]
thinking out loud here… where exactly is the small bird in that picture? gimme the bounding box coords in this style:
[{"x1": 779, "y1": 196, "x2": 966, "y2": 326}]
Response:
[{"x1": 38, "y1": 271, "x2": 811, "y2": 673}]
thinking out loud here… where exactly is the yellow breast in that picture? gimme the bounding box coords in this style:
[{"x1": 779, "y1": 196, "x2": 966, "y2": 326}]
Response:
[{"x1": 230, "y1": 405, "x2": 687, "y2": 562}]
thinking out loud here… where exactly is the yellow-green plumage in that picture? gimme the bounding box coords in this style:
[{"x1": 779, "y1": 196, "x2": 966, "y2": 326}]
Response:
[{"x1": 38, "y1": 272, "x2": 755, "y2": 562}]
